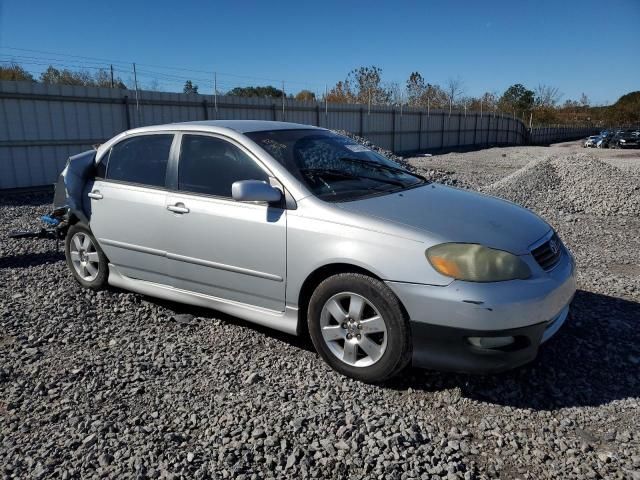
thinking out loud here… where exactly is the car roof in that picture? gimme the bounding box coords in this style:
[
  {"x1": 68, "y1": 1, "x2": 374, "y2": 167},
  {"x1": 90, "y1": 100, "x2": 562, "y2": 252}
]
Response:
[{"x1": 127, "y1": 120, "x2": 325, "y2": 135}]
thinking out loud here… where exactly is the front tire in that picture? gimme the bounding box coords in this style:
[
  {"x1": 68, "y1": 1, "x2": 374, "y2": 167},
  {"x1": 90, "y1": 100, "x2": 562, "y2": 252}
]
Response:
[
  {"x1": 65, "y1": 224, "x2": 108, "y2": 290},
  {"x1": 307, "y1": 273, "x2": 411, "y2": 383}
]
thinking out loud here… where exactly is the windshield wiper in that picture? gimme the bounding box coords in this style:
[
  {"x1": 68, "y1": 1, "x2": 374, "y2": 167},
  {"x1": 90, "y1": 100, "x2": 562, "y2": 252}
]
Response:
[
  {"x1": 339, "y1": 157, "x2": 427, "y2": 182},
  {"x1": 299, "y1": 168, "x2": 406, "y2": 187}
]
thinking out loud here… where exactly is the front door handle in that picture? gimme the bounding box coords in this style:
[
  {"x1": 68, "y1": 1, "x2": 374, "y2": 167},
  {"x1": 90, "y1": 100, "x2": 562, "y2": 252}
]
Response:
[
  {"x1": 167, "y1": 203, "x2": 190, "y2": 214},
  {"x1": 88, "y1": 190, "x2": 103, "y2": 200}
]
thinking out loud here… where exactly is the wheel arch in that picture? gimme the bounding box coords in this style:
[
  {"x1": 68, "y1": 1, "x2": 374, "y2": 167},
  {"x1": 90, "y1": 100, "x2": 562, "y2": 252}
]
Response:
[{"x1": 295, "y1": 262, "x2": 408, "y2": 336}]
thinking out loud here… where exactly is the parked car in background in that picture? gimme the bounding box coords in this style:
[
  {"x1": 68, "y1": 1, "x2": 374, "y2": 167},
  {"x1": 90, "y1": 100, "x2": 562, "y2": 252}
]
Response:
[
  {"x1": 56, "y1": 120, "x2": 577, "y2": 382},
  {"x1": 610, "y1": 130, "x2": 640, "y2": 149},
  {"x1": 584, "y1": 136, "x2": 599, "y2": 148},
  {"x1": 597, "y1": 132, "x2": 615, "y2": 148}
]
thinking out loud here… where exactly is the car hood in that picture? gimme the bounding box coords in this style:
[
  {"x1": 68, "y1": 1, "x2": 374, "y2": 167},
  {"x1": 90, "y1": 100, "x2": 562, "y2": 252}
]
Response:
[{"x1": 337, "y1": 183, "x2": 550, "y2": 254}]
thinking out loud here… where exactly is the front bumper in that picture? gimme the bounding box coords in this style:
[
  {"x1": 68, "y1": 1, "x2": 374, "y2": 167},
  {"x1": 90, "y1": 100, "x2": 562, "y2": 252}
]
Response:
[
  {"x1": 409, "y1": 305, "x2": 569, "y2": 373},
  {"x1": 387, "y1": 248, "x2": 576, "y2": 373}
]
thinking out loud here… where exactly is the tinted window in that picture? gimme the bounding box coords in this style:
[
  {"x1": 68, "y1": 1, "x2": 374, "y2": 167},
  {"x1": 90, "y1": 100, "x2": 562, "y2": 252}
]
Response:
[
  {"x1": 106, "y1": 134, "x2": 173, "y2": 187},
  {"x1": 178, "y1": 135, "x2": 269, "y2": 197}
]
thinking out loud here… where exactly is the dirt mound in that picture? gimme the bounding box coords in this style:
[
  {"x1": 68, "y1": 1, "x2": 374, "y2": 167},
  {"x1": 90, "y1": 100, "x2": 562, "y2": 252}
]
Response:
[{"x1": 482, "y1": 153, "x2": 640, "y2": 217}]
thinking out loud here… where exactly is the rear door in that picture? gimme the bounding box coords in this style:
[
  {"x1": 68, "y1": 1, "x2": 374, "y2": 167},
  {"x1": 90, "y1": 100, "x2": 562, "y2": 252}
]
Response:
[
  {"x1": 165, "y1": 133, "x2": 287, "y2": 311},
  {"x1": 87, "y1": 133, "x2": 176, "y2": 284}
]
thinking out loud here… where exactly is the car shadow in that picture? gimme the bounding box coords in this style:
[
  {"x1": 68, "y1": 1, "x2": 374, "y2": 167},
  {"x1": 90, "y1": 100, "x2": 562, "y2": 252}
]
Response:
[
  {"x1": 113, "y1": 287, "x2": 639, "y2": 410},
  {"x1": 0, "y1": 251, "x2": 65, "y2": 269},
  {"x1": 137, "y1": 295, "x2": 316, "y2": 353},
  {"x1": 386, "y1": 289, "x2": 640, "y2": 410}
]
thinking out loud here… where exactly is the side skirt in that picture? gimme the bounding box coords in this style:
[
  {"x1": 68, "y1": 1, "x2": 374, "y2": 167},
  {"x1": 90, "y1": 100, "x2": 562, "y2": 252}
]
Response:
[{"x1": 107, "y1": 263, "x2": 299, "y2": 335}]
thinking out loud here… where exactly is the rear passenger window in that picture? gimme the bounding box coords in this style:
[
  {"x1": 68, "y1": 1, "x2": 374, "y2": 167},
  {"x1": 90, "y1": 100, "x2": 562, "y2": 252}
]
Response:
[
  {"x1": 178, "y1": 135, "x2": 269, "y2": 197},
  {"x1": 106, "y1": 134, "x2": 173, "y2": 187}
]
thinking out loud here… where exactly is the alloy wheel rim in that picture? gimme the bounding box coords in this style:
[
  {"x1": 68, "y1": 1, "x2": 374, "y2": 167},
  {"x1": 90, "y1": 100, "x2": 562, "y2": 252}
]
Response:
[
  {"x1": 69, "y1": 232, "x2": 100, "y2": 282},
  {"x1": 319, "y1": 292, "x2": 388, "y2": 367}
]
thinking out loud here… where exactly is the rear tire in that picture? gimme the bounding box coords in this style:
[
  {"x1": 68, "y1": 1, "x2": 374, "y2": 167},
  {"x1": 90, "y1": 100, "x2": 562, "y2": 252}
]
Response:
[
  {"x1": 65, "y1": 224, "x2": 108, "y2": 290},
  {"x1": 307, "y1": 273, "x2": 411, "y2": 383}
]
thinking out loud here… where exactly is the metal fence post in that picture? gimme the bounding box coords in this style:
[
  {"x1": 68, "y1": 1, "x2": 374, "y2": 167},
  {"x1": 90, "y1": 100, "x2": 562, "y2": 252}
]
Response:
[
  {"x1": 418, "y1": 111, "x2": 423, "y2": 151},
  {"x1": 486, "y1": 115, "x2": 491, "y2": 147},
  {"x1": 315, "y1": 104, "x2": 320, "y2": 126},
  {"x1": 440, "y1": 112, "x2": 445, "y2": 149},
  {"x1": 272, "y1": 103, "x2": 277, "y2": 121},
  {"x1": 359, "y1": 107, "x2": 364, "y2": 137},
  {"x1": 123, "y1": 95, "x2": 131, "y2": 130},
  {"x1": 391, "y1": 108, "x2": 396, "y2": 152},
  {"x1": 457, "y1": 112, "x2": 462, "y2": 147},
  {"x1": 202, "y1": 99, "x2": 208, "y2": 120},
  {"x1": 473, "y1": 112, "x2": 478, "y2": 146}
]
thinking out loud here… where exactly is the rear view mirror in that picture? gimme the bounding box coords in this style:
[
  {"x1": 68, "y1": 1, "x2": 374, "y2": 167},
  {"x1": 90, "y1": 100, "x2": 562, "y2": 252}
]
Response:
[{"x1": 232, "y1": 180, "x2": 282, "y2": 203}]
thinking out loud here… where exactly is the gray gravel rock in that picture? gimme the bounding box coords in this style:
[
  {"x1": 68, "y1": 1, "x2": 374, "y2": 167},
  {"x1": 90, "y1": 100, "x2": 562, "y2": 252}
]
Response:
[{"x1": 334, "y1": 129, "x2": 469, "y2": 187}]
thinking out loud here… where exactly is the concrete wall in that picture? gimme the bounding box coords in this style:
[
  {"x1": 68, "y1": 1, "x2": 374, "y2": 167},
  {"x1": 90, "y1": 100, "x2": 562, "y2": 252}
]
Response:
[{"x1": 0, "y1": 80, "x2": 596, "y2": 189}]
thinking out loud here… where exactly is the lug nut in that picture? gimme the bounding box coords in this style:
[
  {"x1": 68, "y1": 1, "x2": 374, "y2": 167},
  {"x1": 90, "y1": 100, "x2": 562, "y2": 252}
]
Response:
[
  {"x1": 357, "y1": 334, "x2": 361, "y2": 340},
  {"x1": 341, "y1": 323, "x2": 347, "y2": 329},
  {"x1": 357, "y1": 324, "x2": 362, "y2": 330},
  {"x1": 346, "y1": 333, "x2": 353, "y2": 339}
]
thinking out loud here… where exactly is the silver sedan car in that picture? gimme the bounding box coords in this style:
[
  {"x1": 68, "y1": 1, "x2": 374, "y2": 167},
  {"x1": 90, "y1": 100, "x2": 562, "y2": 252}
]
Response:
[{"x1": 58, "y1": 120, "x2": 576, "y2": 382}]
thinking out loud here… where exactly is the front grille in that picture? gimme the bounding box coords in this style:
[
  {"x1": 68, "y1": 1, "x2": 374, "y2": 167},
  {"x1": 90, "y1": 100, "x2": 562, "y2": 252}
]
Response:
[{"x1": 531, "y1": 233, "x2": 563, "y2": 271}]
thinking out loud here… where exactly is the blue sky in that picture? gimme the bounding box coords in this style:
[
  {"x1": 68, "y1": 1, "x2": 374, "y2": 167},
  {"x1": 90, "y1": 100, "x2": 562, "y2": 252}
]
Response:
[{"x1": 1, "y1": 0, "x2": 638, "y2": 105}]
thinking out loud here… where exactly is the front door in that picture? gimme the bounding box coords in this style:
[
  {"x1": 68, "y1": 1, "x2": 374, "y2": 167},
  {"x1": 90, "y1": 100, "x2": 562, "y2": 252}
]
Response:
[{"x1": 166, "y1": 133, "x2": 287, "y2": 311}]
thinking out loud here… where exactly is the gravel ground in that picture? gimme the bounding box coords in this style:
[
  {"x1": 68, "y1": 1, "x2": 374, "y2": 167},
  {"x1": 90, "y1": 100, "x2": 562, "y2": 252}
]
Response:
[{"x1": 1, "y1": 142, "x2": 639, "y2": 479}]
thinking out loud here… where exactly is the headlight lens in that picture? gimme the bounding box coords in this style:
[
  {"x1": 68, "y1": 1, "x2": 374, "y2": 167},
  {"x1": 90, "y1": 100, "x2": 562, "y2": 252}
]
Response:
[{"x1": 426, "y1": 243, "x2": 531, "y2": 282}]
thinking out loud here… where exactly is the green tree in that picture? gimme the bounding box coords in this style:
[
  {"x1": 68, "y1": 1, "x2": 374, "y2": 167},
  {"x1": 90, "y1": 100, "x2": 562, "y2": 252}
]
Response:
[
  {"x1": 0, "y1": 63, "x2": 35, "y2": 82},
  {"x1": 499, "y1": 84, "x2": 535, "y2": 113},
  {"x1": 183, "y1": 80, "x2": 199, "y2": 94},
  {"x1": 227, "y1": 85, "x2": 283, "y2": 98}
]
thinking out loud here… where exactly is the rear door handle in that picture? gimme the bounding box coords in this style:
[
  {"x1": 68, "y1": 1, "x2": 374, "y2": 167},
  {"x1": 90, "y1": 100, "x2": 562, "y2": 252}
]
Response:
[
  {"x1": 88, "y1": 190, "x2": 103, "y2": 200},
  {"x1": 167, "y1": 203, "x2": 190, "y2": 214}
]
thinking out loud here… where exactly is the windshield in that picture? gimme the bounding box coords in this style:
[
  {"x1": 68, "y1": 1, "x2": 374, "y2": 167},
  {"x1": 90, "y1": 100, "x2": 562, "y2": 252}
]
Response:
[{"x1": 245, "y1": 129, "x2": 426, "y2": 202}]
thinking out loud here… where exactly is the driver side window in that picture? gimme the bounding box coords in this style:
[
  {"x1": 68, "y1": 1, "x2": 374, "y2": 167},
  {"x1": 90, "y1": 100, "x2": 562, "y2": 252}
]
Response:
[{"x1": 178, "y1": 135, "x2": 269, "y2": 198}]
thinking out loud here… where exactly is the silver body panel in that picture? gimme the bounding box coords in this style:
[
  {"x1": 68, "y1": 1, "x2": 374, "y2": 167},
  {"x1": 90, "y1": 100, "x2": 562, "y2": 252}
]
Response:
[
  {"x1": 70, "y1": 120, "x2": 576, "y2": 339},
  {"x1": 89, "y1": 181, "x2": 170, "y2": 284},
  {"x1": 165, "y1": 192, "x2": 286, "y2": 311},
  {"x1": 386, "y1": 246, "x2": 576, "y2": 331}
]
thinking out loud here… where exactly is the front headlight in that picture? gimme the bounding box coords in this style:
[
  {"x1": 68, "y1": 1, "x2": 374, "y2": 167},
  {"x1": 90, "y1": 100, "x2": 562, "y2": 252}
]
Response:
[{"x1": 426, "y1": 243, "x2": 531, "y2": 282}]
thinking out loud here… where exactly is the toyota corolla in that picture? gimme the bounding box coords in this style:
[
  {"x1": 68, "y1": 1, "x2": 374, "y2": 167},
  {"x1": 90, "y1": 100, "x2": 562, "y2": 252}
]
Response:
[{"x1": 58, "y1": 120, "x2": 576, "y2": 382}]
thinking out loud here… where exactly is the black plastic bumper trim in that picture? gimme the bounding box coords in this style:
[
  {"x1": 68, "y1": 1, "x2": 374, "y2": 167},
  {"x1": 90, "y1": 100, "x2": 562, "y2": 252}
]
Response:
[{"x1": 410, "y1": 320, "x2": 550, "y2": 374}]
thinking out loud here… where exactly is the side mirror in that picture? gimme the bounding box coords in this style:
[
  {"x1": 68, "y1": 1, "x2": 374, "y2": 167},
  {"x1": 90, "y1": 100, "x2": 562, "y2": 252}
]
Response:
[{"x1": 232, "y1": 180, "x2": 282, "y2": 203}]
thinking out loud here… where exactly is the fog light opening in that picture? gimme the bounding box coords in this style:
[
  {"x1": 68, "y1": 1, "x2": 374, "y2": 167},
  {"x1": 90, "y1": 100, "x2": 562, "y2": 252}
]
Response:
[{"x1": 467, "y1": 336, "x2": 515, "y2": 349}]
